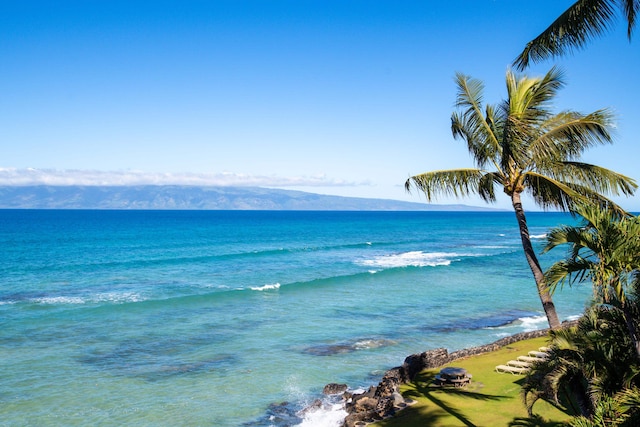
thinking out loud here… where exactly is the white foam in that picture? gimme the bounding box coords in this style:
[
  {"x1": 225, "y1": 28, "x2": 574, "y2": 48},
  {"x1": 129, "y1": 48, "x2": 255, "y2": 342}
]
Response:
[
  {"x1": 530, "y1": 233, "x2": 547, "y2": 239},
  {"x1": 33, "y1": 296, "x2": 86, "y2": 305},
  {"x1": 296, "y1": 402, "x2": 347, "y2": 427},
  {"x1": 518, "y1": 315, "x2": 548, "y2": 331},
  {"x1": 358, "y1": 251, "x2": 457, "y2": 268},
  {"x1": 31, "y1": 292, "x2": 143, "y2": 305},
  {"x1": 95, "y1": 292, "x2": 143, "y2": 303},
  {"x1": 251, "y1": 283, "x2": 281, "y2": 291}
]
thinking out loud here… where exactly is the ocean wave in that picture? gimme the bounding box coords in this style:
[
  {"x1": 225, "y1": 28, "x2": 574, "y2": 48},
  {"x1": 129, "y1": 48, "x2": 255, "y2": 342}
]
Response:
[
  {"x1": 433, "y1": 309, "x2": 542, "y2": 333},
  {"x1": 250, "y1": 283, "x2": 281, "y2": 291},
  {"x1": 484, "y1": 313, "x2": 549, "y2": 332},
  {"x1": 530, "y1": 233, "x2": 547, "y2": 239},
  {"x1": 518, "y1": 315, "x2": 549, "y2": 331},
  {"x1": 296, "y1": 402, "x2": 347, "y2": 427},
  {"x1": 28, "y1": 292, "x2": 145, "y2": 306},
  {"x1": 357, "y1": 251, "x2": 458, "y2": 269}
]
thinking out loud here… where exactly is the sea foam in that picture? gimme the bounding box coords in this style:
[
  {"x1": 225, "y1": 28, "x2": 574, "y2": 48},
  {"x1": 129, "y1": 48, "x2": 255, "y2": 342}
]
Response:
[
  {"x1": 251, "y1": 283, "x2": 281, "y2": 291},
  {"x1": 358, "y1": 251, "x2": 456, "y2": 268},
  {"x1": 31, "y1": 292, "x2": 143, "y2": 305},
  {"x1": 296, "y1": 402, "x2": 347, "y2": 427}
]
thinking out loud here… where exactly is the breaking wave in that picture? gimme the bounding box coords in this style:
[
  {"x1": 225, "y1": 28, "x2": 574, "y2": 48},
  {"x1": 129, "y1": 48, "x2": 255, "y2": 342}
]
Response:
[{"x1": 357, "y1": 251, "x2": 459, "y2": 269}]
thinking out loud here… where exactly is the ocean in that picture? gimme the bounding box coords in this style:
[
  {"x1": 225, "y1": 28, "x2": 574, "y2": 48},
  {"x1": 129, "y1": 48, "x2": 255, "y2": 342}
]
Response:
[{"x1": 0, "y1": 210, "x2": 590, "y2": 426}]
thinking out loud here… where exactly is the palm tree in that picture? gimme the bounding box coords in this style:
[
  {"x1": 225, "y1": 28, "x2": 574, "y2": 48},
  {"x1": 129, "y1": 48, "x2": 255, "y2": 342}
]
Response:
[
  {"x1": 514, "y1": 0, "x2": 639, "y2": 70},
  {"x1": 405, "y1": 67, "x2": 636, "y2": 329},
  {"x1": 523, "y1": 306, "x2": 639, "y2": 419},
  {"x1": 542, "y1": 204, "x2": 640, "y2": 357}
]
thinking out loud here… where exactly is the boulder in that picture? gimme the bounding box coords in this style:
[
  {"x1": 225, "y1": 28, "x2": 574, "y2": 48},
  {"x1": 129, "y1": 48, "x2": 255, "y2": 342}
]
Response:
[{"x1": 323, "y1": 383, "x2": 348, "y2": 395}]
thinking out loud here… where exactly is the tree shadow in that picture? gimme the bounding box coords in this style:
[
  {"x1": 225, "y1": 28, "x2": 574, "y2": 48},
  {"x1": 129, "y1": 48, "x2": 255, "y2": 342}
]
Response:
[
  {"x1": 508, "y1": 414, "x2": 566, "y2": 427},
  {"x1": 402, "y1": 371, "x2": 509, "y2": 427},
  {"x1": 401, "y1": 371, "x2": 571, "y2": 427}
]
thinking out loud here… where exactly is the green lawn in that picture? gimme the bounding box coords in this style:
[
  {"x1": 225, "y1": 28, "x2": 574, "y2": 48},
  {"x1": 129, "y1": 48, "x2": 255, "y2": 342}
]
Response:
[{"x1": 372, "y1": 336, "x2": 575, "y2": 427}]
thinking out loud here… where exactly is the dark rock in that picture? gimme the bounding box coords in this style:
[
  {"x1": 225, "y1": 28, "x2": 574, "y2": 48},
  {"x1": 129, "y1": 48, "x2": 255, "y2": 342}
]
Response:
[
  {"x1": 323, "y1": 383, "x2": 348, "y2": 395},
  {"x1": 340, "y1": 328, "x2": 557, "y2": 426}
]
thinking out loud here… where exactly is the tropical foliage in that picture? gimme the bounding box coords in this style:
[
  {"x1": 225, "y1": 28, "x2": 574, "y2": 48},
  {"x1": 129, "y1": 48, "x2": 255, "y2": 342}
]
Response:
[
  {"x1": 522, "y1": 305, "x2": 640, "y2": 426},
  {"x1": 521, "y1": 207, "x2": 640, "y2": 425},
  {"x1": 542, "y1": 205, "x2": 640, "y2": 357},
  {"x1": 405, "y1": 67, "x2": 636, "y2": 329},
  {"x1": 514, "y1": 0, "x2": 639, "y2": 69}
]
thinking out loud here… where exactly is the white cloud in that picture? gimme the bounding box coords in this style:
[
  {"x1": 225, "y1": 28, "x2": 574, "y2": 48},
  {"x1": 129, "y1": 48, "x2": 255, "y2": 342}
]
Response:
[{"x1": 0, "y1": 168, "x2": 369, "y2": 188}]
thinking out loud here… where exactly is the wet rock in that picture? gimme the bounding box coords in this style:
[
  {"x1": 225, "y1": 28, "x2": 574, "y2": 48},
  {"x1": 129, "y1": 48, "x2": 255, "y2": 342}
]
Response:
[{"x1": 323, "y1": 383, "x2": 348, "y2": 395}]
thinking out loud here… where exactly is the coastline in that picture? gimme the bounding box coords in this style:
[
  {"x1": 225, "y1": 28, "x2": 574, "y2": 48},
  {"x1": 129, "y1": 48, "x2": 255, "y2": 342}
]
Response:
[{"x1": 317, "y1": 327, "x2": 560, "y2": 427}]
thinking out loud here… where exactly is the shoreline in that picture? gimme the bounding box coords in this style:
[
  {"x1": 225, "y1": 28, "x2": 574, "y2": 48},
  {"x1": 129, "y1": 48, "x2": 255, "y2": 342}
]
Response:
[{"x1": 324, "y1": 327, "x2": 561, "y2": 427}]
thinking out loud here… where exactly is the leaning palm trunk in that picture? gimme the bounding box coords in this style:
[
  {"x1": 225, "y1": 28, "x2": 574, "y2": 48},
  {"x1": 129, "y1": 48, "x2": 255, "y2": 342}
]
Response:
[{"x1": 512, "y1": 193, "x2": 561, "y2": 329}]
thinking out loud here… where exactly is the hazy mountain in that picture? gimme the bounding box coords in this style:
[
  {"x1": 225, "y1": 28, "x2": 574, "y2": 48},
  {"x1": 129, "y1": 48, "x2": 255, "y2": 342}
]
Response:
[{"x1": 0, "y1": 185, "x2": 498, "y2": 211}]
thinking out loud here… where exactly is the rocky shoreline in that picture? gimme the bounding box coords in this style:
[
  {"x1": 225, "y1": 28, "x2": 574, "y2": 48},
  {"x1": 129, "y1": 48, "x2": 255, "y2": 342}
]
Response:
[{"x1": 320, "y1": 328, "x2": 552, "y2": 427}]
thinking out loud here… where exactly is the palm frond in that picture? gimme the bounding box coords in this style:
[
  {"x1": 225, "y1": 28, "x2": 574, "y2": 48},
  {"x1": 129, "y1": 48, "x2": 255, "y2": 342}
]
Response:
[
  {"x1": 564, "y1": 184, "x2": 632, "y2": 216},
  {"x1": 532, "y1": 109, "x2": 615, "y2": 162},
  {"x1": 452, "y1": 73, "x2": 501, "y2": 165},
  {"x1": 513, "y1": 0, "x2": 618, "y2": 69},
  {"x1": 404, "y1": 169, "x2": 488, "y2": 202},
  {"x1": 508, "y1": 67, "x2": 565, "y2": 118},
  {"x1": 544, "y1": 258, "x2": 595, "y2": 294},
  {"x1": 624, "y1": 0, "x2": 640, "y2": 38},
  {"x1": 522, "y1": 171, "x2": 582, "y2": 210},
  {"x1": 477, "y1": 172, "x2": 501, "y2": 201},
  {"x1": 557, "y1": 162, "x2": 637, "y2": 196},
  {"x1": 543, "y1": 223, "x2": 599, "y2": 259}
]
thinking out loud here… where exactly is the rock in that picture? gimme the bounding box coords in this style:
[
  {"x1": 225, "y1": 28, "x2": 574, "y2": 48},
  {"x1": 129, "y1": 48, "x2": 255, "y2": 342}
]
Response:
[
  {"x1": 354, "y1": 396, "x2": 377, "y2": 413},
  {"x1": 323, "y1": 383, "x2": 348, "y2": 395},
  {"x1": 339, "y1": 328, "x2": 555, "y2": 426},
  {"x1": 391, "y1": 391, "x2": 405, "y2": 407},
  {"x1": 343, "y1": 411, "x2": 376, "y2": 427}
]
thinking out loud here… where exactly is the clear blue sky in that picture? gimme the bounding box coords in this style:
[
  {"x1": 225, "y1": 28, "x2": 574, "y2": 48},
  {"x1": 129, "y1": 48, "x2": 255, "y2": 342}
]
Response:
[{"x1": 1, "y1": 0, "x2": 638, "y2": 210}]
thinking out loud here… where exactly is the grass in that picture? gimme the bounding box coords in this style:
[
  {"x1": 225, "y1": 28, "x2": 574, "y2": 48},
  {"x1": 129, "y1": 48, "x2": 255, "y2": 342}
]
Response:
[{"x1": 372, "y1": 336, "x2": 575, "y2": 427}]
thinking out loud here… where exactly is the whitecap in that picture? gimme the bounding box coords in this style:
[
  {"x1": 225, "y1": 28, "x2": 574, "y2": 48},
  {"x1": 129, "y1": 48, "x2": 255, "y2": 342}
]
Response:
[
  {"x1": 30, "y1": 291, "x2": 144, "y2": 306},
  {"x1": 32, "y1": 296, "x2": 86, "y2": 305},
  {"x1": 358, "y1": 251, "x2": 456, "y2": 268},
  {"x1": 251, "y1": 283, "x2": 281, "y2": 291},
  {"x1": 530, "y1": 233, "x2": 547, "y2": 239}
]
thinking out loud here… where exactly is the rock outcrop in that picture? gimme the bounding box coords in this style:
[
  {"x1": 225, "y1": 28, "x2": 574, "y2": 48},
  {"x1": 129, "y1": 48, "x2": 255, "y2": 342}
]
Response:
[{"x1": 340, "y1": 328, "x2": 556, "y2": 427}]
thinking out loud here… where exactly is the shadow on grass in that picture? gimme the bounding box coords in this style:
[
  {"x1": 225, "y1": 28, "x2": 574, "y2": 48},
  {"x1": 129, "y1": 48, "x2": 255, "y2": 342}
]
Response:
[
  {"x1": 507, "y1": 414, "x2": 567, "y2": 427},
  {"x1": 401, "y1": 371, "x2": 508, "y2": 427},
  {"x1": 393, "y1": 371, "x2": 569, "y2": 427}
]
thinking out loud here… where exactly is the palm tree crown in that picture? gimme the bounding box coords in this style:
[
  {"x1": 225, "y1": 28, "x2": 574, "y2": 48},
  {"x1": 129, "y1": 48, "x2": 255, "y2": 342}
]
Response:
[
  {"x1": 406, "y1": 67, "x2": 636, "y2": 329},
  {"x1": 514, "y1": 0, "x2": 639, "y2": 70}
]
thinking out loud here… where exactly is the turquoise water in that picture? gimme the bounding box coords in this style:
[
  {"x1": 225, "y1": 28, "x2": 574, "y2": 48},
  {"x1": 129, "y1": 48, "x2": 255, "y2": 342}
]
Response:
[{"x1": 0, "y1": 210, "x2": 590, "y2": 426}]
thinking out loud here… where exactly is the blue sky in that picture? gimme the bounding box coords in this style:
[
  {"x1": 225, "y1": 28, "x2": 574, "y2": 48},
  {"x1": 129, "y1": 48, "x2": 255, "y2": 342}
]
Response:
[{"x1": 1, "y1": 0, "x2": 638, "y2": 210}]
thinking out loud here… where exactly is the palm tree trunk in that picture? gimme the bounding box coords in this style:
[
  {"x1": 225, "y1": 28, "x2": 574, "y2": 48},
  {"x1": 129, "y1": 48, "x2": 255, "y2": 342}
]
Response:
[{"x1": 511, "y1": 193, "x2": 561, "y2": 329}]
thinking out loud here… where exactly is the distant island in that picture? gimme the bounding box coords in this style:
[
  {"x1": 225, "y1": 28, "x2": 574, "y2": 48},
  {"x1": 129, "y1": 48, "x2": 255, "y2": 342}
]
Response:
[{"x1": 0, "y1": 185, "x2": 500, "y2": 211}]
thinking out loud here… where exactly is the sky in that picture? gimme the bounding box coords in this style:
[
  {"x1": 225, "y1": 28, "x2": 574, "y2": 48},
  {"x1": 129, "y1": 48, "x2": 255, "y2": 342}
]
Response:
[{"x1": 1, "y1": 0, "x2": 638, "y2": 210}]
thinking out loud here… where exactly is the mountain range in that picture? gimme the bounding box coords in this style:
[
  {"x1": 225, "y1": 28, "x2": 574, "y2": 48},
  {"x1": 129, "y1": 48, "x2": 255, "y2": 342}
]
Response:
[{"x1": 0, "y1": 185, "x2": 497, "y2": 210}]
